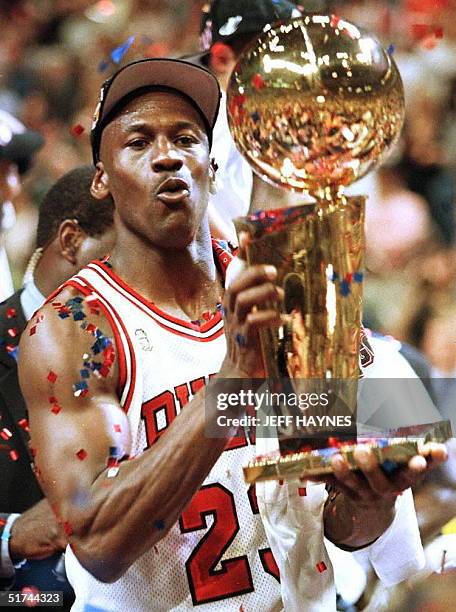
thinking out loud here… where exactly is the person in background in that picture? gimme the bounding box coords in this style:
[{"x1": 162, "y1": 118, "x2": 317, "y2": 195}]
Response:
[
  {"x1": 0, "y1": 165, "x2": 115, "y2": 608},
  {"x1": 0, "y1": 109, "x2": 43, "y2": 301},
  {"x1": 187, "y1": 0, "x2": 320, "y2": 241}
]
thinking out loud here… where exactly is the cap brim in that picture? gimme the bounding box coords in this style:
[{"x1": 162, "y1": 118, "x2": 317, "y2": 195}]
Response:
[{"x1": 102, "y1": 58, "x2": 220, "y2": 132}]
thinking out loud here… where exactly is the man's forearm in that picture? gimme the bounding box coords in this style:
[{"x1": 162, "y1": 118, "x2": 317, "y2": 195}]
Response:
[
  {"x1": 323, "y1": 488, "x2": 396, "y2": 550},
  {"x1": 67, "y1": 388, "x2": 233, "y2": 583}
]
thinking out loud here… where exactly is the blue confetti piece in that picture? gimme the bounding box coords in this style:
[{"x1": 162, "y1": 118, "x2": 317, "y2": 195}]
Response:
[
  {"x1": 109, "y1": 446, "x2": 121, "y2": 457},
  {"x1": 340, "y1": 280, "x2": 350, "y2": 296},
  {"x1": 73, "y1": 311, "x2": 86, "y2": 321},
  {"x1": 154, "y1": 519, "x2": 165, "y2": 530},
  {"x1": 387, "y1": 44, "x2": 395, "y2": 56},
  {"x1": 98, "y1": 59, "x2": 111, "y2": 73},
  {"x1": 74, "y1": 380, "x2": 88, "y2": 392},
  {"x1": 80, "y1": 369, "x2": 90, "y2": 379},
  {"x1": 96, "y1": 329, "x2": 103, "y2": 338},
  {"x1": 7, "y1": 346, "x2": 19, "y2": 361},
  {"x1": 353, "y1": 272, "x2": 363, "y2": 283},
  {"x1": 381, "y1": 459, "x2": 399, "y2": 474},
  {"x1": 330, "y1": 272, "x2": 339, "y2": 282},
  {"x1": 251, "y1": 111, "x2": 260, "y2": 122},
  {"x1": 111, "y1": 36, "x2": 135, "y2": 64},
  {"x1": 58, "y1": 312, "x2": 70, "y2": 319}
]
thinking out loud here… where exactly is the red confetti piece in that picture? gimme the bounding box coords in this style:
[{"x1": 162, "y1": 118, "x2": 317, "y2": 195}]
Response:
[
  {"x1": 7, "y1": 327, "x2": 18, "y2": 338},
  {"x1": 63, "y1": 521, "x2": 73, "y2": 536},
  {"x1": 278, "y1": 479, "x2": 284, "y2": 486},
  {"x1": 18, "y1": 418, "x2": 29, "y2": 431},
  {"x1": 9, "y1": 450, "x2": 19, "y2": 461},
  {"x1": 51, "y1": 404, "x2": 62, "y2": 415},
  {"x1": 298, "y1": 487, "x2": 307, "y2": 497},
  {"x1": 29, "y1": 326, "x2": 37, "y2": 336},
  {"x1": 76, "y1": 449, "x2": 88, "y2": 461},
  {"x1": 6, "y1": 307, "x2": 16, "y2": 318},
  {"x1": 107, "y1": 457, "x2": 119, "y2": 468},
  {"x1": 47, "y1": 371, "x2": 58, "y2": 383},
  {"x1": 49, "y1": 396, "x2": 58, "y2": 404},
  {"x1": 0, "y1": 518, "x2": 6, "y2": 526},
  {"x1": 1, "y1": 428, "x2": 12, "y2": 440},
  {"x1": 86, "y1": 323, "x2": 97, "y2": 334},
  {"x1": 251, "y1": 73, "x2": 266, "y2": 90},
  {"x1": 113, "y1": 424, "x2": 122, "y2": 433},
  {"x1": 70, "y1": 124, "x2": 85, "y2": 137},
  {"x1": 316, "y1": 561, "x2": 327, "y2": 573},
  {"x1": 330, "y1": 15, "x2": 341, "y2": 28},
  {"x1": 6, "y1": 344, "x2": 15, "y2": 353}
]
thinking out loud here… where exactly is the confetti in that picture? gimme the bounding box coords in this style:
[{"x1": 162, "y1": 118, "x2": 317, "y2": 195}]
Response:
[
  {"x1": 9, "y1": 450, "x2": 19, "y2": 461},
  {"x1": 70, "y1": 124, "x2": 85, "y2": 137},
  {"x1": 51, "y1": 404, "x2": 62, "y2": 415},
  {"x1": 107, "y1": 466, "x2": 120, "y2": 478},
  {"x1": 6, "y1": 307, "x2": 16, "y2": 318},
  {"x1": 316, "y1": 561, "x2": 327, "y2": 573},
  {"x1": 62, "y1": 521, "x2": 73, "y2": 536},
  {"x1": 111, "y1": 36, "x2": 135, "y2": 64},
  {"x1": 1, "y1": 428, "x2": 12, "y2": 440},
  {"x1": 47, "y1": 371, "x2": 58, "y2": 383},
  {"x1": 113, "y1": 424, "x2": 122, "y2": 433},
  {"x1": 154, "y1": 519, "x2": 165, "y2": 531},
  {"x1": 330, "y1": 15, "x2": 341, "y2": 29},
  {"x1": 298, "y1": 487, "x2": 307, "y2": 497},
  {"x1": 387, "y1": 44, "x2": 395, "y2": 56},
  {"x1": 29, "y1": 326, "x2": 37, "y2": 336},
  {"x1": 18, "y1": 418, "x2": 29, "y2": 432},
  {"x1": 76, "y1": 449, "x2": 88, "y2": 461},
  {"x1": 98, "y1": 58, "x2": 111, "y2": 73},
  {"x1": 7, "y1": 327, "x2": 18, "y2": 338}
]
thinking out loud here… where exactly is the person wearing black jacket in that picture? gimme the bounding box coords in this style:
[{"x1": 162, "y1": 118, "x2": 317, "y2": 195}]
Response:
[{"x1": 0, "y1": 166, "x2": 115, "y2": 608}]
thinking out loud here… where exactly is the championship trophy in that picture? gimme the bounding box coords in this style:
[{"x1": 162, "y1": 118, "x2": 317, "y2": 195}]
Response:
[{"x1": 225, "y1": 14, "x2": 452, "y2": 482}]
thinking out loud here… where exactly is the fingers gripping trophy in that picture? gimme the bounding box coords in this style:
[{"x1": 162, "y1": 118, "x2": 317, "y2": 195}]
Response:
[{"x1": 226, "y1": 14, "x2": 415, "y2": 479}]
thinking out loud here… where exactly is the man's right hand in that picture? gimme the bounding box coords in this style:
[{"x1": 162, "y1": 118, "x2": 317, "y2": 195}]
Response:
[
  {"x1": 221, "y1": 264, "x2": 283, "y2": 378},
  {"x1": 9, "y1": 500, "x2": 67, "y2": 562}
]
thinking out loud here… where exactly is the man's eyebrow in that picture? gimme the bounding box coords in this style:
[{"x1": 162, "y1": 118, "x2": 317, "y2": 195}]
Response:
[{"x1": 122, "y1": 120, "x2": 205, "y2": 135}]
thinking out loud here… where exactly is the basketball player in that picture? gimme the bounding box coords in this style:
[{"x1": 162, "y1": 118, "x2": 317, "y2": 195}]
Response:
[{"x1": 18, "y1": 59, "x2": 447, "y2": 611}]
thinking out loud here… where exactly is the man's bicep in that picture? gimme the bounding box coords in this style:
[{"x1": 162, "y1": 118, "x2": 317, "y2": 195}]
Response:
[{"x1": 18, "y1": 297, "x2": 131, "y2": 514}]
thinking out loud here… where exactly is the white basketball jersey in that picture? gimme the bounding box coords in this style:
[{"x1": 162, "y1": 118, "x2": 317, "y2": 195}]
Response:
[{"x1": 64, "y1": 242, "x2": 283, "y2": 612}]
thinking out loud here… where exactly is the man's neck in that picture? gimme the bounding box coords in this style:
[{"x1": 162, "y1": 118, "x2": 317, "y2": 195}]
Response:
[{"x1": 110, "y1": 226, "x2": 222, "y2": 322}]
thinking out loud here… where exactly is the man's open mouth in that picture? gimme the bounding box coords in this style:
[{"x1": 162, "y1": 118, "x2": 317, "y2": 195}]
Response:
[{"x1": 156, "y1": 177, "x2": 190, "y2": 204}]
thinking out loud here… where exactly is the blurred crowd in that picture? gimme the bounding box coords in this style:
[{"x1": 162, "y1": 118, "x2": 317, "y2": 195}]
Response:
[{"x1": 0, "y1": 0, "x2": 456, "y2": 373}]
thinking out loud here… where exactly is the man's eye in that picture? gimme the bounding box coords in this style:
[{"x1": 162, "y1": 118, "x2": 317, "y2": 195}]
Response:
[
  {"x1": 176, "y1": 135, "x2": 198, "y2": 146},
  {"x1": 128, "y1": 139, "x2": 148, "y2": 149}
]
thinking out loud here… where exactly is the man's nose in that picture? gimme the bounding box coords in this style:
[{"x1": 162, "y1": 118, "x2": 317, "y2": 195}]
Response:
[{"x1": 151, "y1": 137, "x2": 184, "y2": 173}]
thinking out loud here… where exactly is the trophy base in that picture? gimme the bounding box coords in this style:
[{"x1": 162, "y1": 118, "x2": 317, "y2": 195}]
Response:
[{"x1": 243, "y1": 420, "x2": 452, "y2": 484}]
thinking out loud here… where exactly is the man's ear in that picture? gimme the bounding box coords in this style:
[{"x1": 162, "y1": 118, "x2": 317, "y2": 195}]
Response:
[
  {"x1": 91, "y1": 162, "x2": 110, "y2": 200},
  {"x1": 58, "y1": 219, "x2": 84, "y2": 265}
]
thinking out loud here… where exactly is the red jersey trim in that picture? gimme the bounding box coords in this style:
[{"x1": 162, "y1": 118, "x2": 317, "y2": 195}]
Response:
[
  {"x1": 84, "y1": 240, "x2": 234, "y2": 342},
  {"x1": 91, "y1": 260, "x2": 223, "y2": 334}
]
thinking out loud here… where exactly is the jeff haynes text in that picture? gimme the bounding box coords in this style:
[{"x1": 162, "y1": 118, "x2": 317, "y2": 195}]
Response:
[{"x1": 216, "y1": 414, "x2": 354, "y2": 428}]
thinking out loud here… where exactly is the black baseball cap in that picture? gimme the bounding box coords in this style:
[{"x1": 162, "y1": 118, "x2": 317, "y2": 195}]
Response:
[
  {"x1": 0, "y1": 110, "x2": 44, "y2": 174},
  {"x1": 199, "y1": 0, "x2": 303, "y2": 52},
  {"x1": 91, "y1": 58, "x2": 221, "y2": 164}
]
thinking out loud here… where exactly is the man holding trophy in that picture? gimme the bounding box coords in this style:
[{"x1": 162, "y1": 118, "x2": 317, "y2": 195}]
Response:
[{"x1": 18, "y1": 12, "x2": 450, "y2": 612}]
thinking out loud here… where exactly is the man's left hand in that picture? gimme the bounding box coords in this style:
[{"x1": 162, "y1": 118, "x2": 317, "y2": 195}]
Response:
[{"x1": 321, "y1": 442, "x2": 448, "y2": 549}]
